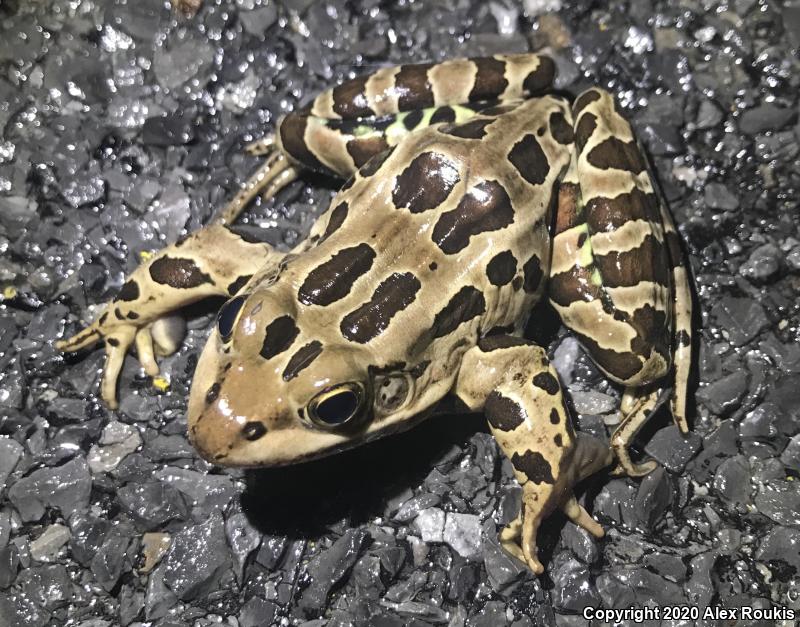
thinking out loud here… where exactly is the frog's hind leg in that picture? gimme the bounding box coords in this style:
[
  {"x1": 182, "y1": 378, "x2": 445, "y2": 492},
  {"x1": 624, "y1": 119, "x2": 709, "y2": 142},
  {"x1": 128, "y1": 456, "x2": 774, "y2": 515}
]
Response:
[
  {"x1": 548, "y1": 88, "x2": 692, "y2": 476},
  {"x1": 455, "y1": 337, "x2": 613, "y2": 573},
  {"x1": 272, "y1": 54, "x2": 556, "y2": 180}
]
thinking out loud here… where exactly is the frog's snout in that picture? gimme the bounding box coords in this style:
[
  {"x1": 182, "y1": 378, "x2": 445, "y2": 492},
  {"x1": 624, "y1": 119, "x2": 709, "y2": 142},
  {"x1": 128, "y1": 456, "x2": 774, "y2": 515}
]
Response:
[{"x1": 188, "y1": 403, "x2": 270, "y2": 465}]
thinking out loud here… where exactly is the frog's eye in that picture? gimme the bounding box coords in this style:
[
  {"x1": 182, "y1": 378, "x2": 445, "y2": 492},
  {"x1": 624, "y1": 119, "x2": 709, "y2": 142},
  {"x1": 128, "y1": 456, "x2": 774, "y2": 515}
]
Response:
[
  {"x1": 308, "y1": 383, "x2": 366, "y2": 429},
  {"x1": 217, "y1": 295, "x2": 246, "y2": 342}
]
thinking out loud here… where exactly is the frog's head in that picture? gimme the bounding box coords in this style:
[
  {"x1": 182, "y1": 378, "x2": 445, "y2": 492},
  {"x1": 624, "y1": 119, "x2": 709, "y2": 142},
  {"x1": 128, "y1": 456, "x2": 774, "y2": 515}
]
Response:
[{"x1": 187, "y1": 289, "x2": 417, "y2": 466}]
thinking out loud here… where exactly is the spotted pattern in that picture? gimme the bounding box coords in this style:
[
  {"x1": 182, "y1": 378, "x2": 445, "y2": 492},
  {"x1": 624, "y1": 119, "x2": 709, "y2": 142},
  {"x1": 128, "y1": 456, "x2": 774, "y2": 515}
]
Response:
[
  {"x1": 205, "y1": 382, "x2": 220, "y2": 405},
  {"x1": 341, "y1": 272, "x2": 422, "y2": 343},
  {"x1": 468, "y1": 57, "x2": 508, "y2": 102},
  {"x1": 359, "y1": 146, "x2": 396, "y2": 178},
  {"x1": 298, "y1": 244, "x2": 376, "y2": 306},
  {"x1": 532, "y1": 372, "x2": 559, "y2": 395},
  {"x1": 549, "y1": 408, "x2": 560, "y2": 424},
  {"x1": 587, "y1": 137, "x2": 647, "y2": 174},
  {"x1": 477, "y1": 335, "x2": 529, "y2": 351},
  {"x1": 332, "y1": 75, "x2": 373, "y2": 118},
  {"x1": 485, "y1": 251, "x2": 518, "y2": 286},
  {"x1": 432, "y1": 180, "x2": 515, "y2": 254},
  {"x1": 550, "y1": 111, "x2": 574, "y2": 145},
  {"x1": 511, "y1": 450, "x2": 555, "y2": 484},
  {"x1": 392, "y1": 151, "x2": 460, "y2": 214},
  {"x1": 321, "y1": 201, "x2": 349, "y2": 241},
  {"x1": 279, "y1": 114, "x2": 326, "y2": 172},
  {"x1": 149, "y1": 257, "x2": 213, "y2": 289},
  {"x1": 117, "y1": 280, "x2": 140, "y2": 302},
  {"x1": 260, "y1": 315, "x2": 300, "y2": 360},
  {"x1": 346, "y1": 136, "x2": 390, "y2": 168},
  {"x1": 395, "y1": 63, "x2": 435, "y2": 110},
  {"x1": 227, "y1": 275, "x2": 252, "y2": 296},
  {"x1": 282, "y1": 340, "x2": 323, "y2": 381},
  {"x1": 508, "y1": 134, "x2": 550, "y2": 186},
  {"x1": 430, "y1": 106, "x2": 456, "y2": 124},
  {"x1": 522, "y1": 56, "x2": 555, "y2": 94},
  {"x1": 574, "y1": 112, "x2": 597, "y2": 152},
  {"x1": 522, "y1": 254, "x2": 544, "y2": 293},
  {"x1": 442, "y1": 118, "x2": 493, "y2": 140},
  {"x1": 430, "y1": 286, "x2": 486, "y2": 339},
  {"x1": 485, "y1": 391, "x2": 526, "y2": 431},
  {"x1": 572, "y1": 89, "x2": 601, "y2": 115}
]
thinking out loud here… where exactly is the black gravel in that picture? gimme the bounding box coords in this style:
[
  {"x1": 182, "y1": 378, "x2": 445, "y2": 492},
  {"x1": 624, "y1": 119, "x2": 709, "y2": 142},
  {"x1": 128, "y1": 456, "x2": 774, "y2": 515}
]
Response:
[{"x1": 1, "y1": 0, "x2": 799, "y2": 625}]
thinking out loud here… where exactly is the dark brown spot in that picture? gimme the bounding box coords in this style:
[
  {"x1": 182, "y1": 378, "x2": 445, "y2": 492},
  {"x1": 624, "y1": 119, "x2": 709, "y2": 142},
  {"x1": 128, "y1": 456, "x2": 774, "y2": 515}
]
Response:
[
  {"x1": 554, "y1": 433, "x2": 563, "y2": 447},
  {"x1": 106, "y1": 337, "x2": 120, "y2": 347},
  {"x1": 512, "y1": 276, "x2": 523, "y2": 291},
  {"x1": 550, "y1": 110, "x2": 574, "y2": 145},
  {"x1": 629, "y1": 304, "x2": 670, "y2": 358},
  {"x1": 99, "y1": 312, "x2": 108, "y2": 325},
  {"x1": 395, "y1": 63, "x2": 435, "y2": 110},
  {"x1": 117, "y1": 280, "x2": 140, "y2": 302},
  {"x1": 469, "y1": 57, "x2": 508, "y2": 102},
  {"x1": 429, "y1": 262, "x2": 438, "y2": 271},
  {"x1": 478, "y1": 335, "x2": 530, "y2": 351},
  {"x1": 115, "y1": 307, "x2": 125, "y2": 320},
  {"x1": 532, "y1": 372, "x2": 559, "y2": 395},
  {"x1": 149, "y1": 256, "x2": 213, "y2": 289},
  {"x1": 442, "y1": 118, "x2": 493, "y2": 140},
  {"x1": 359, "y1": 146, "x2": 396, "y2": 178},
  {"x1": 480, "y1": 103, "x2": 518, "y2": 116},
  {"x1": 676, "y1": 329, "x2": 691, "y2": 347},
  {"x1": 585, "y1": 187, "x2": 660, "y2": 232},
  {"x1": 321, "y1": 201, "x2": 349, "y2": 241},
  {"x1": 486, "y1": 251, "x2": 518, "y2": 286},
  {"x1": 430, "y1": 106, "x2": 456, "y2": 124},
  {"x1": 279, "y1": 114, "x2": 326, "y2": 172},
  {"x1": 430, "y1": 286, "x2": 486, "y2": 339},
  {"x1": 298, "y1": 244, "x2": 376, "y2": 306},
  {"x1": 432, "y1": 180, "x2": 515, "y2": 254},
  {"x1": 205, "y1": 382, "x2": 220, "y2": 405},
  {"x1": 392, "y1": 151, "x2": 460, "y2": 214},
  {"x1": 574, "y1": 112, "x2": 597, "y2": 152},
  {"x1": 593, "y1": 234, "x2": 670, "y2": 288},
  {"x1": 574, "y1": 332, "x2": 643, "y2": 381},
  {"x1": 587, "y1": 137, "x2": 647, "y2": 174},
  {"x1": 242, "y1": 421, "x2": 267, "y2": 441},
  {"x1": 572, "y1": 89, "x2": 601, "y2": 116},
  {"x1": 522, "y1": 254, "x2": 544, "y2": 293},
  {"x1": 260, "y1": 315, "x2": 300, "y2": 360},
  {"x1": 549, "y1": 408, "x2": 560, "y2": 424},
  {"x1": 403, "y1": 109, "x2": 423, "y2": 130},
  {"x1": 549, "y1": 265, "x2": 602, "y2": 307},
  {"x1": 227, "y1": 275, "x2": 252, "y2": 296},
  {"x1": 127, "y1": 311, "x2": 139, "y2": 320},
  {"x1": 341, "y1": 272, "x2": 421, "y2": 343},
  {"x1": 332, "y1": 74, "x2": 374, "y2": 118},
  {"x1": 346, "y1": 136, "x2": 390, "y2": 169},
  {"x1": 511, "y1": 450, "x2": 555, "y2": 484},
  {"x1": 282, "y1": 341, "x2": 323, "y2": 381},
  {"x1": 522, "y1": 56, "x2": 555, "y2": 95},
  {"x1": 485, "y1": 391, "x2": 527, "y2": 431},
  {"x1": 665, "y1": 230, "x2": 685, "y2": 265},
  {"x1": 508, "y1": 134, "x2": 550, "y2": 186}
]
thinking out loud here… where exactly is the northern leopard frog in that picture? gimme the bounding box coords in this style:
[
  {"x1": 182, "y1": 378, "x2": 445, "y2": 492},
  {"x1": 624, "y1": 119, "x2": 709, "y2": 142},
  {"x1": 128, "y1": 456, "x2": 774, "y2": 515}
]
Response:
[{"x1": 57, "y1": 53, "x2": 693, "y2": 573}]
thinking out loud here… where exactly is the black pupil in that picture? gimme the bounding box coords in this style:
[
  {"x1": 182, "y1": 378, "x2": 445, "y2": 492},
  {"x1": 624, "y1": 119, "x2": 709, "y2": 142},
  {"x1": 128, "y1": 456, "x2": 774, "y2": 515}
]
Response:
[
  {"x1": 316, "y1": 390, "x2": 360, "y2": 425},
  {"x1": 217, "y1": 296, "x2": 245, "y2": 340}
]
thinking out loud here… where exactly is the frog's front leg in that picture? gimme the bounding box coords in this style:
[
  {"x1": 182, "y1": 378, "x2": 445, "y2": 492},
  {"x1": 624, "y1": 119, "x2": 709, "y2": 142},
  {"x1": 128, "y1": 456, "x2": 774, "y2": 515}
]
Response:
[
  {"x1": 454, "y1": 337, "x2": 612, "y2": 574},
  {"x1": 57, "y1": 225, "x2": 282, "y2": 408}
]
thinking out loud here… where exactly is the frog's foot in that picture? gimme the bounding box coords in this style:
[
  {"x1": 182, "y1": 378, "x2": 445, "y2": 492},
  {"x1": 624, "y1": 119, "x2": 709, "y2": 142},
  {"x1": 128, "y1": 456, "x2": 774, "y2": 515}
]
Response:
[
  {"x1": 498, "y1": 515, "x2": 528, "y2": 565},
  {"x1": 609, "y1": 387, "x2": 662, "y2": 477},
  {"x1": 57, "y1": 313, "x2": 186, "y2": 409}
]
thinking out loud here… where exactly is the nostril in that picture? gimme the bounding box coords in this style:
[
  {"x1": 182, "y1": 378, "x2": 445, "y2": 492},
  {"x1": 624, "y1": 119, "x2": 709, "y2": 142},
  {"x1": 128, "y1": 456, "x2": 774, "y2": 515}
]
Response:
[{"x1": 241, "y1": 421, "x2": 267, "y2": 441}]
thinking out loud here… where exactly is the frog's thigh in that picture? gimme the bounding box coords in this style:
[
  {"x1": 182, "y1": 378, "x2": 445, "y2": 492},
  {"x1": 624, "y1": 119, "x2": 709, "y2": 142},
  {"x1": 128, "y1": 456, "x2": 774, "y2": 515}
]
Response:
[{"x1": 455, "y1": 337, "x2": 612, "y2": 573}]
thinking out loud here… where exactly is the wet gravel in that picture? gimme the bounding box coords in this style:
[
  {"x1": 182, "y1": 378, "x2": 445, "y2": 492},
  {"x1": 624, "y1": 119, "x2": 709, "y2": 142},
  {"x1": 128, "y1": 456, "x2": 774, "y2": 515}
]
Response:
[{"x1": 1, "y1": 0, "x2": 799, "y2": 625}]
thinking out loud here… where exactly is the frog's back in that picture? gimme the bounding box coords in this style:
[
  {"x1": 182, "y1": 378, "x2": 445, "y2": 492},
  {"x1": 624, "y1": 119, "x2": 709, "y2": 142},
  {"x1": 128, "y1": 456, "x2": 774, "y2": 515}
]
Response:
[{"x1": 280, "y1": 96, "x2": 574, "y2": 370}]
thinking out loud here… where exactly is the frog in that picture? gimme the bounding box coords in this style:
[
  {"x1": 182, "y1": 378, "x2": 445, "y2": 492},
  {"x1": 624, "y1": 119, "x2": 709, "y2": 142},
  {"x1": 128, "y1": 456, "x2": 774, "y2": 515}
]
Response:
[{"x1": 56, "y1": 53, "x2": 693, "y2": 574}]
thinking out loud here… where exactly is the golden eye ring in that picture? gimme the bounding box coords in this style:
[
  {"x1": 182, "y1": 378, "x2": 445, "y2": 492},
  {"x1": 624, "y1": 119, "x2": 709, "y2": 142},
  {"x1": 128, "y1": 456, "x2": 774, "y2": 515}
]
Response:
[{"x1": 307, "y1": 382, "x2": 366, "y2": 429}]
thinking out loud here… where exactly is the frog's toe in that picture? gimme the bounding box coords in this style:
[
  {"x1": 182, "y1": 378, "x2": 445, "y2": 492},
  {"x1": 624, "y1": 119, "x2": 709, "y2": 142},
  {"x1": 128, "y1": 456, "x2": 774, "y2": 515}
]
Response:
[
  {"x1": 562, "y1": 495, "x2": 604, "y2": 538},
  {"x1": 56, "y1": 323, "x2": 102, "y2": 353},
  {"x1": 101, "y1": 328, "x2": 136, "y2": 409},
  {"x1": 134, "y1": 328, "x2": 161, "y2": 377},
  {"x1": 520, "y1": 513, "x2": 545, "y2": 575}
]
